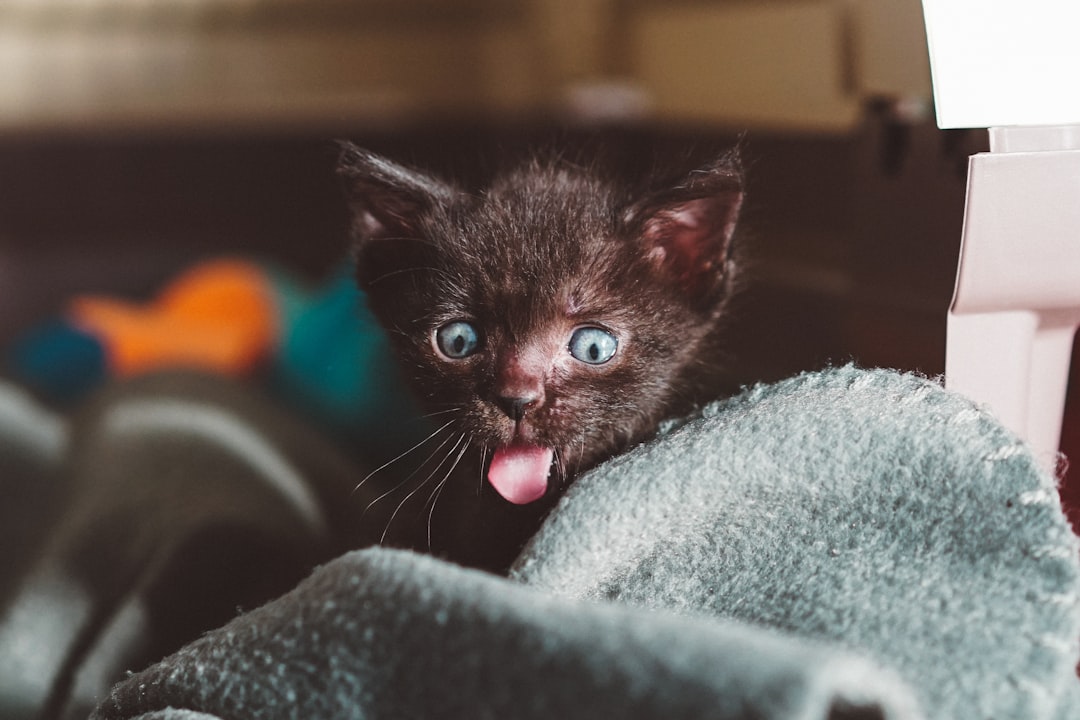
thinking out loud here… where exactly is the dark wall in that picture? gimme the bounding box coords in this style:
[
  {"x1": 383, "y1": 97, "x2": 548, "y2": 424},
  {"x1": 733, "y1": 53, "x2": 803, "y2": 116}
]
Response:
[{"x1": 0, "y1": 119, "x2": 973, "y2": 378}]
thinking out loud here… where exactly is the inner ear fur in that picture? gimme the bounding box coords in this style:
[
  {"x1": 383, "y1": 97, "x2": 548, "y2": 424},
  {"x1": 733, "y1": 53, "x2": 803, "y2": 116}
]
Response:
[{"x1": 624, "y1": 150, "x2": 744, "y2": 302}]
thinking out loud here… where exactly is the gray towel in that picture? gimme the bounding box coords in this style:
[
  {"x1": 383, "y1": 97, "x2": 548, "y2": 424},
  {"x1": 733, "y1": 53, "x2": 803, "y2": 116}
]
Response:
[
  {"x1": 513, "y1": 366, "x2": 1080, "y2": 720},
  {"x1": 91, "y1": 366, "x2": 1080, "y2": 720},
  {"x1": 92, "y1": 547, "x2": 920, "y2": 720}
]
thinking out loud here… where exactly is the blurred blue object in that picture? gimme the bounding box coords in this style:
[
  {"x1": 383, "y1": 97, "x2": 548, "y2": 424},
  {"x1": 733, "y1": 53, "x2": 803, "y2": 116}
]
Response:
[
  {"x1": 9, "y1": 320, "x2": 107, "y2": 404},
  {"x1": 269, "y1": 268, "x2": 425, "y2": 455}
]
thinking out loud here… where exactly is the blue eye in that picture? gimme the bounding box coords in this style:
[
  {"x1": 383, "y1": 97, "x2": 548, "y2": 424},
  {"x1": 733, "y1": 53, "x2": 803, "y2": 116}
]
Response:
[
  {"x1": 568, "y1": 326, "x2": 618, "y2": 364},
  {"x1": 435, "y1": 321, "x2": 480, "y2": 359}
]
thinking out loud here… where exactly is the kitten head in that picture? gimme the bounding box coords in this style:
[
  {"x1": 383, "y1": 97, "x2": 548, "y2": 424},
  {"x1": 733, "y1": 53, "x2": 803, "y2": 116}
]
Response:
[{"x1": 339, "y1": 144, "x2": 743, "y2": 505}]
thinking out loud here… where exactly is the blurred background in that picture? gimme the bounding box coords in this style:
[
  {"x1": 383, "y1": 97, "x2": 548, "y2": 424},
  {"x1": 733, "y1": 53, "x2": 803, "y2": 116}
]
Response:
[{"x1": 0, "y1": 0, "x2": 1074, "y2": 522}]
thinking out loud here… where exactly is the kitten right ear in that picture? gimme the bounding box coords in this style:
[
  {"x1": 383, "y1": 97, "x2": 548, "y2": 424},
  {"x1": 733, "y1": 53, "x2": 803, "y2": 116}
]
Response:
[
  {"x1": 337, "y1": 143, "x2": 458, "y2": 246},
  {"x1": 623, "y1": 149, "x2": 744, "y2": 309}
]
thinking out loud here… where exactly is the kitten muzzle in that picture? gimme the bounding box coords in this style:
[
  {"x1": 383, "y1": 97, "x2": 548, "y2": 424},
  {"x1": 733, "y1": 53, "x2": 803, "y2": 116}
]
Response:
[{"x1": 487, "y1": 444, "x2": 553, "y2": 505}]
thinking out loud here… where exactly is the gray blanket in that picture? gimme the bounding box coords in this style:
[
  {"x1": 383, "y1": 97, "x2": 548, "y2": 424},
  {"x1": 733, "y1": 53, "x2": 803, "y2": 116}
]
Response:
[{"x1": 87, "y1": 366, "x2": 1080, "y2": 720}]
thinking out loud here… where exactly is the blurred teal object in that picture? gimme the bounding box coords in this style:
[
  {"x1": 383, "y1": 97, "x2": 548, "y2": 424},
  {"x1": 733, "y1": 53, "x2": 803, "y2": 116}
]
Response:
[
  {"x1": 9, "y1": 320, "x2": 107, "y2": 403},
  {"x1": 269, "y1": 267, "x2": 425, "y2": 456},
  {"x1": 5, "y1": 259, "x2": 428, "y2": 463}
]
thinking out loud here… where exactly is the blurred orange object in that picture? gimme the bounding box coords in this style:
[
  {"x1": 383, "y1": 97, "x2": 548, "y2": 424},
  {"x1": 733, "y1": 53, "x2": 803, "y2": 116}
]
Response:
[{"x1": 70, "y1": 259, "x2": 278, "y2": 377}]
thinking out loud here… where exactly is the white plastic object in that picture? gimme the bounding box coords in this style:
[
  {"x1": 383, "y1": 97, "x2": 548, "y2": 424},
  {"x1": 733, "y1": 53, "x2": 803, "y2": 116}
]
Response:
[
  {"x1": 923, "y1": 0, "x2": 1080, "y2": 470},
  {"x1": 945, "y1": 128, "x2": 1080, "y2": 469},
  {"x1": 922, "y1": 0, "x2": 1080, "y2": 129}
]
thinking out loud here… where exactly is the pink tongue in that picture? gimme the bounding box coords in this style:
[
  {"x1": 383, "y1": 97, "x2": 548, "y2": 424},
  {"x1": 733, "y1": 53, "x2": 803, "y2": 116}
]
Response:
[{"x1": 487, "y1": 445, "x2": 554, "y2": 505}]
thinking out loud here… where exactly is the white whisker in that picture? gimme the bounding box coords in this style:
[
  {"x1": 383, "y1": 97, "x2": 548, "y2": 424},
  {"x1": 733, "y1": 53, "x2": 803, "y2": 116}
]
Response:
[
  {"x1": 381, "y1": 433, "x2": 468, "y2": 544},
  {"x1": 350, "y1": 418, "x2": 456, "y2": 497},
  {"x1": 477, "y1": 445, "x2": 489, "y2": 496},
  {"x1": 424, "y1": 434, "x2": 471, "y2": 549},
  {"x1": 362, "y1": 430, "x2": 458, "y2": 517},
  {"x1": 420, "y1": 407, "x2": 463, "y2": 420}
]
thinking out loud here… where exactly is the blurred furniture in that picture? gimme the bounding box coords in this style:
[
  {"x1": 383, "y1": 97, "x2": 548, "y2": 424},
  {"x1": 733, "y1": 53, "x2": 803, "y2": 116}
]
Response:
[{"x1": 0, "y1": 0, "x2": 931, "y2": 135}]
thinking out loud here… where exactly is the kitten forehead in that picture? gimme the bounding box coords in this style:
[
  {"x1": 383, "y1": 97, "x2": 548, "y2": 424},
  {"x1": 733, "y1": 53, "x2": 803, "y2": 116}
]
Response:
[
  {"x1": 360, "y1": 147, "x2": 741, "y2": 339},
  {"x1": 436, "y1": 165, "x2": 623, "y2": 299},
  {"x1": 437, "y1": 205, "x2": 647, "y2": 333}
]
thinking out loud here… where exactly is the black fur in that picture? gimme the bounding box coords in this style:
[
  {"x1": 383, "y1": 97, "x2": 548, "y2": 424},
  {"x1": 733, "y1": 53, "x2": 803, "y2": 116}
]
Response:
[{"x1": 338, "y1": 144, "x2": 744, "y2": 572}]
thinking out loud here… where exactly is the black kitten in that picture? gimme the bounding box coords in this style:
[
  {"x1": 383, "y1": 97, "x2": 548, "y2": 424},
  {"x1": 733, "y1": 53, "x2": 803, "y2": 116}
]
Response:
[{"x1": 339, "y1": 144, "x2": 744, "y2": 570}]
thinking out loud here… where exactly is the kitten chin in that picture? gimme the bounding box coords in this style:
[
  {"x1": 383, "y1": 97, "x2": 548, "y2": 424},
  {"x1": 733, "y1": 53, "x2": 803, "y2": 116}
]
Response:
[{"x1": 338, "y1": 144, "x2": 745, "y2": 572}]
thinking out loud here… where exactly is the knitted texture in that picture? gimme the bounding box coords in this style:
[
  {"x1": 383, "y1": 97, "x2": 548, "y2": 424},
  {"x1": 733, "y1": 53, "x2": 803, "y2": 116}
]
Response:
[
  {"x1": 93, "y1": 548, "x2": 920, "y2": 720},
  {"x1": 91, "y1": 366, "x2": 1080, "y2": 720},
  {"x1": 513, "y1": 366, "x2": 1080, "y2": 720}
]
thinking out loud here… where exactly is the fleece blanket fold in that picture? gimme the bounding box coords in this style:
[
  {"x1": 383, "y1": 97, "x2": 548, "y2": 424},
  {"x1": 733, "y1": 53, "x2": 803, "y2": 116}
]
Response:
[
  {"x1": 3, "y1": 365, "x2": 1078, "y2": 719},
  {"x1": 91, "y1": 548, "x2": 920, "y2": 720},
  {"x1": 512, "y1": 367, "x2": 1080, "y2": 720},
  {"x1": 0, "y1": 373, "x2": 363, "y2": 720},
  {"x1": 87, "y1": 366, "x2": 1080, "y2": 720}
]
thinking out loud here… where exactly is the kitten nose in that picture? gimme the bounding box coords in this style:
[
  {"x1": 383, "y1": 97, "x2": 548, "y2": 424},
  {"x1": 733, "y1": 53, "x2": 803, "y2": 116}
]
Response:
[{"x1": 495, "y1": 394, "x2": 540, "y2": 422}]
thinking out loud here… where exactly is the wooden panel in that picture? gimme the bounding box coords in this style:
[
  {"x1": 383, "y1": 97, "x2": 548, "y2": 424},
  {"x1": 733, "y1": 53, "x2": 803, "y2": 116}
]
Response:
[
  {"x1": 0, "y1": 4, "x2": 531, "y2": 134},
  {"x1": 628, "y1": 1, "x2": 860, "y2": 132}
]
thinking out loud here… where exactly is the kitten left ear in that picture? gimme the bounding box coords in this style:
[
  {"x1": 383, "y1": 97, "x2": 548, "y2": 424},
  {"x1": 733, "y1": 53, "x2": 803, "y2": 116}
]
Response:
[
  {"x1": 624, "y1": 150, "x2": 744, "y2": 305},
  {"x1": 336, "y1": 142, "x2": 459, "y2": 245},
  {"x1": 337, "y1": 143, "x2": 462, "y2": 293}
]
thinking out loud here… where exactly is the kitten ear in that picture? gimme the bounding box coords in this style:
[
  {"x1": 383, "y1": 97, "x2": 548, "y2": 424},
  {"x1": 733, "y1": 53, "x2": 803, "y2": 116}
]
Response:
[
  {"x1": 337, "y1": 142, "x2": 458, "y2": 245},
  {"x1": 624, "y1": 150, "x2": 744, "y2": 306}
]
